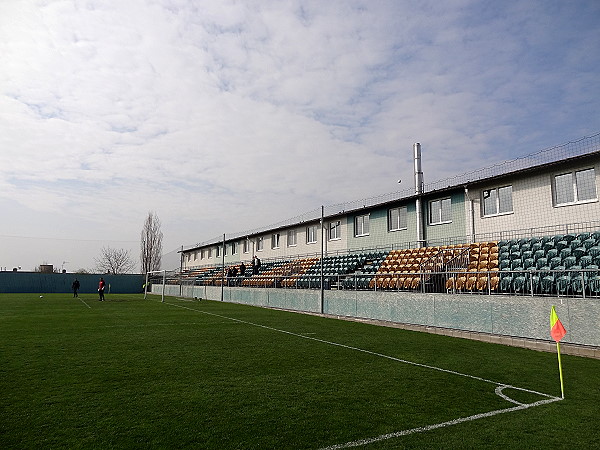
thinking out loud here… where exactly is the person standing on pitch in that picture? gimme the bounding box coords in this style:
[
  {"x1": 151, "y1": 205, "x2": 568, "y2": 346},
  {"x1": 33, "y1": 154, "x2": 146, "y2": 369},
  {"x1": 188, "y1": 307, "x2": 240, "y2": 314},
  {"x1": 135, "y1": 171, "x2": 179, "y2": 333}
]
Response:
[
  {"x1": 72, "y1": 278, "x2": 80, "y2": 297},
  {"x1": 98, "y1": 277, "x2": 106, "y2": 301}
]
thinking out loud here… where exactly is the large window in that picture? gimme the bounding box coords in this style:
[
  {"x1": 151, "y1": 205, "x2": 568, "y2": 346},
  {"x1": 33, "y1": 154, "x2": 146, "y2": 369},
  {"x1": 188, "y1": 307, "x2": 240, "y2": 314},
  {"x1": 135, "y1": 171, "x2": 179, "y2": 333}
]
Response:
[
  {"x1": 271, "y1": 233, "x2": 280, "y2": 249},
  {"x1": 306, "y1": 225, "x2": 318, "y2": 244},
  {"x1": 231, "y1": 242, "x2": 237, "y2": 255},
  {"x1": 553, "y1": 168, "x2": 597, "y2": 206},
  {"x1": 287, "y1": 229, "x2": 297, "y2": 247},
  {"x1": 388, "y1": 206, "x2": 407, "y2": 231},
  {"x1": 482, "y1": 186, "x2": 513, "y2": 216},
  {"x1": 355, "y1": 214, "x2": 370, "y2": 237},
  {"x1": 215, "y1": 245, "x2": 221, "y2": 257},
  {"x1": 329, "y1": 220, "x2": 341, "y2": 240},
  {"x1": 243, "y1": 239, "x2": 249, "y2": 254},
  {"x1": 429, "y1": 198, "x2": 452, "y2": 225},
  {"x1": 256, "y1": 236, "x2": 264, "y2": 251}
]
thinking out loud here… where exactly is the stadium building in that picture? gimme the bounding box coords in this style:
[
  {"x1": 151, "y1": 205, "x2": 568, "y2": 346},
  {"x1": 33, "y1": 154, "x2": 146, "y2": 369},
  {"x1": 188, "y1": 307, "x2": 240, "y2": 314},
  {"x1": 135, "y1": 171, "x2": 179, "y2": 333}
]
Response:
[{"x1": 181, "y1": 133, "x2": 600, "y2": 284}]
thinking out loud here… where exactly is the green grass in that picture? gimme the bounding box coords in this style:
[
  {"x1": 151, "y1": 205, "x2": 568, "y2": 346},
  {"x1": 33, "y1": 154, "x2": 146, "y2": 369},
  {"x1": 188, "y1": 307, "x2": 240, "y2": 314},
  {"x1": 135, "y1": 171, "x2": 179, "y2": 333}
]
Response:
[{"x1": 1, "y1": 293, "x2": 599, "y2": 449}]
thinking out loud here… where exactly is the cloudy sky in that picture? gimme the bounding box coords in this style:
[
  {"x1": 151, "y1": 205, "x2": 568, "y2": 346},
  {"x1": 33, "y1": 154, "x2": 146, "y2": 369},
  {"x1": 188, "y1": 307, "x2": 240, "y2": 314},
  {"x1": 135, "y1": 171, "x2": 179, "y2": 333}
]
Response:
[{"x1": 1, "y1": 0, "x2": 599, "y2": 272}]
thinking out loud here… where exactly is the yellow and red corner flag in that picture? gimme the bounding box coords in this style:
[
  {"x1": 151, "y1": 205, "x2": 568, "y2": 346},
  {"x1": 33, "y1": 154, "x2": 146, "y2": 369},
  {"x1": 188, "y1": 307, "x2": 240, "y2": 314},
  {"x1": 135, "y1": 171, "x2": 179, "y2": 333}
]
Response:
[
  {"x1": 550, "y1": 305, "x2": 566, "y2": 398},
  {"x1": 550, "y1": 305, "x2": 567, "y2": 342}
]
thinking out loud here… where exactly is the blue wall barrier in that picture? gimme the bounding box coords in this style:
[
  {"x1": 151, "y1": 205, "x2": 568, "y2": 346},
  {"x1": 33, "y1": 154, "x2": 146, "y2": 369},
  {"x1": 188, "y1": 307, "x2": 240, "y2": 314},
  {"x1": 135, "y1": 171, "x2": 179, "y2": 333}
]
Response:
[{"x1": 0, "y1": 272, "x2": 144, "y2": 294}]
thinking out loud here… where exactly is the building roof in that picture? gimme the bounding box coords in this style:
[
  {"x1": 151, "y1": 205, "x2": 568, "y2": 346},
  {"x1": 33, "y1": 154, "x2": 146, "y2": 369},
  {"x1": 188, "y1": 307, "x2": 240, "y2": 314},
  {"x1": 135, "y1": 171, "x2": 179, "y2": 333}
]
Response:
[{"x1": 184, "y1": 132, "x2": 600, "y2": 252}]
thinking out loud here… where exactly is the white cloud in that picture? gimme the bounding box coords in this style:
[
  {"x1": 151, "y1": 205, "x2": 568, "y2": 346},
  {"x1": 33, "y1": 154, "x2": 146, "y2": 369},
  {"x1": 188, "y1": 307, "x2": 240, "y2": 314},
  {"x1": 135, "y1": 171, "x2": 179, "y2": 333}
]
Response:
[{"x1": 0, "y1": 0, "x2": 598, "y2": 270}]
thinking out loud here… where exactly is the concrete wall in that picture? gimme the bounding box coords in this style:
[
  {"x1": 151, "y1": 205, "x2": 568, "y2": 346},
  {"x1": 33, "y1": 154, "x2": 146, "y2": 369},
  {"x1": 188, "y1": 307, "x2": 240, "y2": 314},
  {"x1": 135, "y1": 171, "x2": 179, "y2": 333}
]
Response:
[
  {"x1": 0, "y1": 272, "x2": 144, "y2": 294},
  {"x1": 150, "y1": 284, "x2": 599, "y2": 348}
]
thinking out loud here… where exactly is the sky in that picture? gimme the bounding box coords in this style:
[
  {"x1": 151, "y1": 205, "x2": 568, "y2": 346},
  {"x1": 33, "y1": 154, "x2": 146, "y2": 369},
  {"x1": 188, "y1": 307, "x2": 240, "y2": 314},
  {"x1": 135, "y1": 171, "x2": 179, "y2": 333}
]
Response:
[{"x1": 1, "y1": 0, "x2": 599, "y2": 273}]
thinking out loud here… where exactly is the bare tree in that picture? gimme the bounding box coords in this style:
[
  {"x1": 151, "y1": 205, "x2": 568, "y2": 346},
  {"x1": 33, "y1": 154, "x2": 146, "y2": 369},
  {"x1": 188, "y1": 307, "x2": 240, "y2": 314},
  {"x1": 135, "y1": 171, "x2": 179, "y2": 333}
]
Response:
[
  {"x1": 140, "y1": 211, "x2": 163, "y2": 274},
  {"x1": 95, "y1": 246, "x2": 136, "y2": 274}
]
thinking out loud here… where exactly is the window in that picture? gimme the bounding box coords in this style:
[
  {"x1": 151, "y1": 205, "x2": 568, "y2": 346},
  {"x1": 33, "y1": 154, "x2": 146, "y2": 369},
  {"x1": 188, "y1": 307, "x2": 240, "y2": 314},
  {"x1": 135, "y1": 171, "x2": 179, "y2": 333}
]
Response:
[
  {"x1": 215, "y1": 245, "x2": 220, "y2": 257},
  {"x1": 307, "y1": 225, "x2": 318, "y2": 244},
  {"x1": 231, "y1": 242, "x2": 237, "y2": 255},
  {"x1": 207, "y1": 248, "x2": 212, "y2": 258},
  {"x1": 553, "y1": 168, "x2": 597, "y2": 206},
  {"x1": 243, "y1": 239, "x2": 249, "y2": 254},
  {"x1": 287, "y1": 229, "x2": 297, "y2": 247},
  {"x1": 388, "y1": 206, "x2": 407, "y2": 231},
  {"x1": 271, "y1": 233, "x2": 280, "y2": 249},
  {"x1": 482, "y1": 186, "x2": 513, "y2": 216},
  {"x1": 355, "y1": 214, "x2": 370, "y2": 237},
  {"x1": 429, "y1": 198, "x2": 452, "y2": 225},
  {"x1": 201, "y1": 249, "x2": 205, "y2": 259},
  {"x1": 256, "y1": 236, "x2": 264, "y2": 251},
  {"x1": 329, "y1": 220, "x2": 341, "y2": 240}
]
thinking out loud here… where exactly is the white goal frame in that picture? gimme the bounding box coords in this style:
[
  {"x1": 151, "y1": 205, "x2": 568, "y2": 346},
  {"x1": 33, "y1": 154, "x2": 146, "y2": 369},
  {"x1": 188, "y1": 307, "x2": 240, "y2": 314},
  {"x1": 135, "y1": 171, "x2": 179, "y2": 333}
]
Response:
[{"x1": 144, "y1": 269, "x2": 166, "y2": 302}]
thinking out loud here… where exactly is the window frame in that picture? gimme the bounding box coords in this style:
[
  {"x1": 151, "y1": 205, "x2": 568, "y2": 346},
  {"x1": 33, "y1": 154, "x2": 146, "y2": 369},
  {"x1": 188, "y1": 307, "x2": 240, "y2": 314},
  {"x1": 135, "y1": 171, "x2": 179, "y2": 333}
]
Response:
[
  {"x1": 553, "y1": 168, "x2": 597, "y2": 207},
  {"x1": 306, "y1": 225, "x2": 318, "y2": 244},
  {"x1": 271, "y1": 233, "x2": 280, "y2": 249},
  {"x1": 256, "y1": 236, "x2": 264, "y2": 252},
  {"x1": 429, "y1": 197, "x2": 452, "y2": 225},
  {"x1": 287, "y1": 229, "x2": 297, "y2": 247},
  {"x1": 388, "y1": 206, "x2": 407, "y2": 232},
  {"x1": 329, "y1": 220, "x2": 341, "y2": 241},
  {"x1": 354, "y1": 213, "x2": 370, "y2": 237},
  {"x1": 482, "y1": 185, "x2": 513, "y2": 217}
]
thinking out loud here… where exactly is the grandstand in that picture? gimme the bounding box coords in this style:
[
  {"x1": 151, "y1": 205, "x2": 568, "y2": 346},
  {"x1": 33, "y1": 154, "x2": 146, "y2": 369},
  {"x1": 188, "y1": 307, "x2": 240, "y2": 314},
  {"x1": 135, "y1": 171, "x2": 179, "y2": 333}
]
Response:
[
  {"x1": 174, "y1": 232, "x2": 600, "y2": 297},
  {"x1": 175, "y1": 133, "x2": 600, "y2": 299}
]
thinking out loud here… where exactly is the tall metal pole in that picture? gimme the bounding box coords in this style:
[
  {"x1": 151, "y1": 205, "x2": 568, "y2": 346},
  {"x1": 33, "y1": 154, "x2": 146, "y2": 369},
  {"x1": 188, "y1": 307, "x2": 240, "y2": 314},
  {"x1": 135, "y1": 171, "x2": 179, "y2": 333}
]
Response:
[
  {"x1": 221, "y1": 233, "x2": 225, "y2": 301},
  {"x1": 320, "y1": 205, "x2": 324, "y2": 314},
  {"x1": 414, "y1": 143, "x2": 425, "y2": 247}
]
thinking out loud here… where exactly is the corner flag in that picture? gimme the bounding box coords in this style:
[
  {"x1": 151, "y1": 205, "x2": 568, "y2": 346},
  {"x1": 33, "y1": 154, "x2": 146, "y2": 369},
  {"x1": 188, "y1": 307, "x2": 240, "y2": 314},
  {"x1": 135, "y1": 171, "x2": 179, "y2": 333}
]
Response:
[
  {"x1": 550, "y1": 305, "x2": 567, "y2": 342},
  {"x1": 550, "y1": 305, "x2": 566, "y2": 398}
]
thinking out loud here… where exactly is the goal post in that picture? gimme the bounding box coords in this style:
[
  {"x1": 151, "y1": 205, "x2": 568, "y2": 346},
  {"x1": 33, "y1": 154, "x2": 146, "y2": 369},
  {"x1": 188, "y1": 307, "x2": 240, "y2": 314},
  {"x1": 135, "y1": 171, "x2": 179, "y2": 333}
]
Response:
[{"x1": 144, "y1": 269, "x2": 166, "y2": 302}]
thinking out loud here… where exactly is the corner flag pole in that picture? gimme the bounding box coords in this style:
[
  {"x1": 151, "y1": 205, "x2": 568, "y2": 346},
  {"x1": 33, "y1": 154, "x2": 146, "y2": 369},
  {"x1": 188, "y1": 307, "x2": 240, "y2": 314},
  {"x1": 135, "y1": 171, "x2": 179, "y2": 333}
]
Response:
[
  {"x1": 550, "y1": 305, "x2": 567, "y2": 398},
  {"x1": 556, "y1": 341, "x2": 565, "y2": 399}
]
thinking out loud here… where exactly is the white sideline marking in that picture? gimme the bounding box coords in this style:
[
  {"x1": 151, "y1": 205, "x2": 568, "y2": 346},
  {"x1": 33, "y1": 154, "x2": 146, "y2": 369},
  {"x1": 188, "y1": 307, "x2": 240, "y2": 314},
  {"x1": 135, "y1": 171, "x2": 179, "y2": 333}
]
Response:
[
  {"x1": 78, "y1": 297, "x2": 91, "y2": 309},
  {"x1": 162, "y1": 301, "x2": 563, "y2": 447}
]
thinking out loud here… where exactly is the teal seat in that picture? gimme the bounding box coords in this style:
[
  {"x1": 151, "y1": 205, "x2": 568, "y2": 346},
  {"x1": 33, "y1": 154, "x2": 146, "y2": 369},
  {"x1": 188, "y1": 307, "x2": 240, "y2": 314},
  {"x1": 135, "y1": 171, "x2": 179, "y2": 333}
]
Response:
[
  {"x1": 573, "y1": 247, "x2": 587, "y2": 258},
  {"x1": 555, "y1": 240, "x2": 568, "y2": 252},
  {"x1": 570, "y1": 239, "x2": 582, "y2": 251},
  {"x1": 580, "y1": 255, "x2": 593, "y2": 268},
  {"x1": 588, "y1": 246, "x2": 600, "y2": 258},
  {"x1": 533, "y1": 249, "x2": 545, "y2": 261},
  {"x1": 549, "y1": 257, "x2": 562, "y2": 269},
  {"x1": 546, "y1": 248, "x2": 559, "y2": 259},
  {"x1": 559, "y1": 247, "x2": 571, "y2": 259},
  {"x1": 583, "y1": 238, "x2": 596, "y2": 250},
  {"x1": 563, "y1": 256, "x2": 577, "y2": 269}
]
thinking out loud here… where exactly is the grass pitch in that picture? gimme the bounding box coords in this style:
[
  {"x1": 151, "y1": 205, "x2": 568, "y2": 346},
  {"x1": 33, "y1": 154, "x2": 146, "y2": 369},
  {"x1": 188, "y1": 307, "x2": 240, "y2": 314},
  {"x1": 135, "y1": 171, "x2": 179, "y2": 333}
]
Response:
[{"x1": 1, "y1": 293, "x2": 599, "y2": 449}]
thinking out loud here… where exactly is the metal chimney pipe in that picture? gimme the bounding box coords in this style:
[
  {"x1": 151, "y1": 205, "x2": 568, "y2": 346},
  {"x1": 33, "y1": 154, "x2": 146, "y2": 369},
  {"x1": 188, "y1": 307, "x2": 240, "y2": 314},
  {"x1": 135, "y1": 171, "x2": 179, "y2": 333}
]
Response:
[
  {"x1": 414, "y1": 143, "x2": 424, "y2": 195},
  {"x1": 414, "y1": 143, "x2": 425, "y2": 246}
]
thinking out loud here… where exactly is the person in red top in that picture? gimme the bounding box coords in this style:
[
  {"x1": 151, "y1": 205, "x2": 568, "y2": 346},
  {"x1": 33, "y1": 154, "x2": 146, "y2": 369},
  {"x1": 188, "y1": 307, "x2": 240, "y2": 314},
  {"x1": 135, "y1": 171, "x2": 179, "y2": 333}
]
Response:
[{"x1": 98, "y1": 277, "x2": 106, "y2": 301}]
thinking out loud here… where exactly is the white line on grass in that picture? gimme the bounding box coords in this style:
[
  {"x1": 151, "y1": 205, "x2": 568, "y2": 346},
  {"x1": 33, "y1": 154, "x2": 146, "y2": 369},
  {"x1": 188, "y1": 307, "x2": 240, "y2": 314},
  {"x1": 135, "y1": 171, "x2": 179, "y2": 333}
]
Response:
[
  {"x1": 162, "y1": 300, "x2": 563, "y2": 447},
  {"x1": 319, "y1": 397, "x2": 561, "y2": 449},
  {"x1": 78, "y1": 297, "x2": 91, "y2": 309}
]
